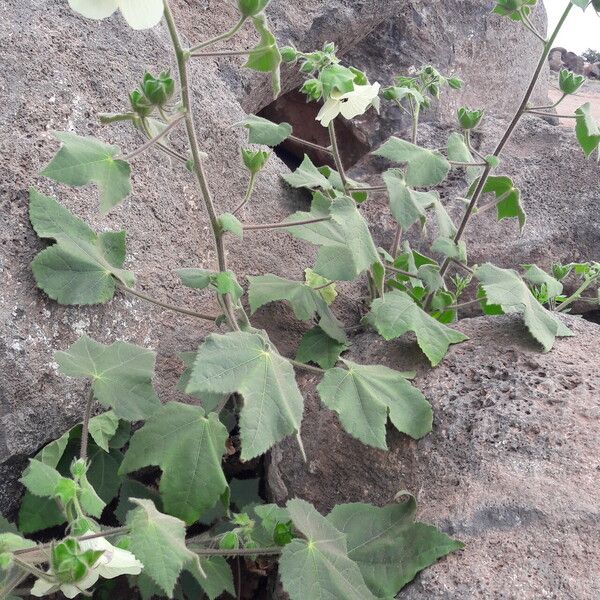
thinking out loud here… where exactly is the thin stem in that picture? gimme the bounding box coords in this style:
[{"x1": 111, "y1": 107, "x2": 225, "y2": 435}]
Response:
[
  {"x1": 556, "y1": 278, "x2": 597, "y2": 312},
  {"x1": 121, "y1": 114, "x2": 185, "y2": 161},
  {"x1": 449, "y1": 160, "x2": 487, "y2": 168},
  {"x1": 526, "y1": 110, "x2": 576, "y2": 119},
  {"x1": 156, "y1": 141, "x2": 189, "y2": 164},
  {"x1": 386, "y1": 264, "x2": 421, "y2": 279},
  {"x1": 163, "y1": 0, "x2": 240, "y2": 331},
  {"x1": 521, "y1": 10, "x2": 547, "y2": 43},
  {"x1": 117, "y1": 283, "x2": 220, "y2": 322},
  {"x1": 328, "y1": 121, "x2": 349, "y2": 192},
  {"x1": 528, "y1": 93, "x2": 567, "y2": 111},
  {"x1": 79, "y1": 387, "x2": 94, "y2": 461},
  {"x1": 389, "y1": 225, "x2": 403, "y2": 258},
  {"x1": 434, "y1": 2, "x2": 573, "y2": 290},
  {"x1": 289, "y1": 135, "x2": 333, "y2": 154},
  {"x1": 288, "y1": 358, "x2": 325, "y2": 375},
  {"x1": 347, "y1": 185, "x2": 386, "y2": 192},
  {"x1": 232, "y1": 173, "x2": 256, "y2": 216},
  {"x1": 447, "y1": 298, "x2": 482, "y2": 310},
  {"x1": 188, "y1": 16, "x2": 247, "y2": 53},
  {"x1": 450, "y1": 258, "x2": 474, "y2": 275},
  {"x1": 99, "y1": 112, "x2": 137, "y2": 124},
  {"x1": 190, "y1": 48, "x2": 255, "y2": 58},
  {"x1": 242, "y1": 217, "x2": 331, "y2": 230},
  {"x1": 188, "y1": 546, "x2": 283, "y2": 558},
  {"x1": 313, "y1": 281, "x2": 335, "y2": 291}
]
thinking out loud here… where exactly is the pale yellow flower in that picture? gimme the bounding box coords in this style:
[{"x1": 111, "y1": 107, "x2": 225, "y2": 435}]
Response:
[
  {"x1": 316, "y1": 83, "x2": 381, "y2": 127},
  {"x1": 68, "y1": 0, "x2": 164, "y2": 30}
]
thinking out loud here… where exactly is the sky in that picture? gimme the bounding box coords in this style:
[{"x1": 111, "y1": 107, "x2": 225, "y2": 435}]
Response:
[{"x1": 543, "y1": 1, "x2": 600, "y2": 54}]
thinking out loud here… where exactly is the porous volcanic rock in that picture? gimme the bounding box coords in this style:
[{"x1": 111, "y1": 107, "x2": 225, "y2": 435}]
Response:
[{"x1": 268, "y1": 314, "x2": 600, "y2": 599}]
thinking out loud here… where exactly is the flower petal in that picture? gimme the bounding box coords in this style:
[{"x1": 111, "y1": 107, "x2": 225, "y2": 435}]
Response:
[
  {"x1": 118, "y1": 0, "x2": 164, "y2": 29},
  {"x1": 316, "y1": 98, "x2": 342, "y2": 127},
  {"x1": 61, "y1": 571, "x2": 100, "y2": 598},
  {"x1": 30, "y1": 577, "x2": 59, "y2": 597},
  {"x1": 68, "y1": 0, "x2": 119, "y2": 19},
  {"x1": 339, "y1": 83, "x2": 381, "y2": 121},
  {"x1": 80, "y1": 536, "x2": 143, "y2": 578}
]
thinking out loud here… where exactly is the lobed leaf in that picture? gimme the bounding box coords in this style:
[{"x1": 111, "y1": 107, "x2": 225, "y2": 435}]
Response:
[
  {"x1": 482, "y1": 176, "x2": 526, "y2": 231},
  {"x1": 475, "y1": 263, "x2": 573, "y2": 351},
  {"x1": 575, "y1": 102, "x2": 600, "y2": 157},
  {"x1": 366, "y1": 290, "x2": 468, "y2": 366},
  {"x1": 120, "y1": 402, "x2": 229, "y2": 524},
  {"x1": 296, "y1": 326, "x2": 348, "y2": 369},
  {"x1": 186, "y1": 331, "x2": 304, "y2": 460},
  {"x1": 29, "y1": 189, "x2": 135, "y2": 305},
  {"x1": 282, "y1": 155, "x2": 333, "y2": 190},
  {"x1": 55, "y1": 335, "x2": 160, "y2": 421},
  {"x1": 317, "y1": 360, "x2": 432, "y2": 448},
  {"x1": 41, "y1": 132, "x2": 131, "y2": 213},
  {"x1": 241, "y1": 115, "x2": 292, "y2": 146}
]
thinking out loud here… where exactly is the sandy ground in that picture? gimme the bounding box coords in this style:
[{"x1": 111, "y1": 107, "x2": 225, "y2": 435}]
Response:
[{"x1": 548, "y1": 77, "x2": 600, "y2": 127}]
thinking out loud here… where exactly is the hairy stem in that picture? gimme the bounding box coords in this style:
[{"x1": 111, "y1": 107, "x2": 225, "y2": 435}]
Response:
[
  {"x1": 232, "y1": 173, "x2": 256, "y2": 216},
  {"x1": 289, "y1": 134, "x2": 333, "y2": 154},
  {"x1": 121, "y1": 114, "x2": 185, "y2": 161},
  {"x1": 434, "y1": 3, "x2": 573, "y2": 292},
  {"x1": 188, "y1": 16, "x2": 246, "y2": 53},
  {"x1": 188, "y1": 545, "x2": 283, "y2": 558},
  {"x1": 288, "y1": 358, "x2": 325, "y2": 375},
  {"x1": 79, "y1": 387, "x2": 94, "y2": 461},
  {"x1": 328, "y1": 121, "x2": 349, "y2": 191},
  {"x1": 190, "y1": 48, "x2": 256, "y2": 58},
  {"x1": 117, "y1": 283, "x2": 220, "y2": 322},
  {"x1": 242, "y1": 217, "x2": 331, "y2": 230},
  {"x1": 556, "y1": 278, "x2": 598, "y2": 312},
  {"x1": 163, "y1": 0, "x2": 240, "y2": 330}
]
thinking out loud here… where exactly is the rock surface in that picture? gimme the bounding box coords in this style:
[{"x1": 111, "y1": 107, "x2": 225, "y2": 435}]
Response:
[{"x1": 268, "y1": 314, "x2": 600, "y2": 599}]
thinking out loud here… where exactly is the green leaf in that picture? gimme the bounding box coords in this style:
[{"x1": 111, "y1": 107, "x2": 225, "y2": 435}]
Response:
[
  {"x1": 115, "y1": 479, "x2": 162, "y2": 525},
  {"x1": 120, "y1": 402, "x2": 229, "y2": 524},
  {"x1": 373, "y1": 137, "x2": 450, "y2": 187},
  {"x1": 447, "y1": 132, "x2": 481, "y2": 183},
  {"x1": 184, "y1": 556, "x2": 235, "y2": 600},
  {"x1": 245, "y1": 15, "x2": 282, "y2": 97},
  {"x1": 305, "y1": 267, "x2": 337, "y2": 304},
  {"x1": 320, "y1": 64, "x2": 356, "y2": 97},
  {"x1": 33, "y1": 429, "x2": 71, "y2": 469},
  {"x1": 241, "y1": 115, "x2": 292, "y2": 146},
  {"x1": 87, "y1": 411, "x2": 120, "y2": 452},
  {"x1": 178, "y1": 268, "x2": 244, "y2": 302},
  {"x1": 41, "y1": 132, "x2": 131, "y2": 213},
  {"x1": 432, "y1": 237, "x2": 467, "y2": 263},
  {"x1": 522, "y1": 264, "x2": 563, "y2": 298},
  {"x1": 19, "y1": 459, "x2": 62, "y2": 498},
  {"x1": 366, "y1": 290, "x2": 468, "y2": 366},
  {"x1": 127, "y1": 499, "x2": 197, "y2": 597},
  {"x1": 474, "y1": 263, "x2": 573, "y2": 351},
  {"x1": 317, "y1": 360, "x2": 432, "y2": 448},
  {"x1": 29, "y1": 189, "x2": 135, "y2": 305},
  {"x1": 285, "y1": 193, "x2": 380, "y2": 281},
  {"x1": 0, "y1": 532, "x2": 36, "y2": 554},
  {"x1": 282, "y1": 155, "x2": 333, "y2": 190},
  {"x1": 482, "y1": 176, "x2": 526, "y2": 231},
  {"x1": 55, "y1": 335, "x2": 160, "y2": 421},
  {"x1": 328, "y1": 497, "x2": 463, "y2": 597},
  {"x1": 186, "y1": 331, "x2": 304, "y2": 460},
  {"x1": 18, "y1": 495, "x2": 66, "y2": 534},
  {"x1": 0, "y1": 517, "x2": 18, "y2": 536},
  {"x1": 575, "y1": 102, "x2": 600, "y2": 157},
  {"x1": 176, "y1": 352, "x2": 228, "y2": 411},
  {"x1": 218, "y1": 213, "x2": 243, "y2": 239},
  {"x1": 79, "y1": 473, "x2": 106, "y2": 518},
  {"x1": 382, "y1": 169, "x2": 439, "y2": 231},
  {"x1": 279, "y1": 499, "x2": 378, "y2": 600},
  {"x1": 296, "y1": 326, "x2": 348, "y2": 369},
  {"x1": 248, "y1": 274, "x2": 347, "y2": 343}
]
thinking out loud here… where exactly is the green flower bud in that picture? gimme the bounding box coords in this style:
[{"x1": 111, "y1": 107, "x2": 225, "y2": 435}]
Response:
[
  {"x1": 457, "y1": 107, "x2": 484, "y2": 130},
  {"x1": 142, "y1": 71, "x2": 175, "y2": 107},
  {"x1": 382, "y1": 86, "x2": 400, "y2": 101},
  {"x1": 51, "y1": 539, "x2": 102, "y2": 584},
  {"x1": 237, "y1": 0, "x2": 271, "y2": 17},
  {"x1": 300, "y1": 78, "x2": 323, "y2": 101},
  {"x1": 322, "y1": 41, "x2": 336, "y2": 54},
  {"x1": 70, "y1": 458, "x2": 87, "y2": 479},
  {"x1": 54, "y1": 477, "x2": 78, "y2": 504},
  {"x1": 70, "y1": 517, "x2": 94, "y2": 537},
  {"x1": 300, "y1": 60, "x2": 316, "y2": 74},
  {"x1": 241, "y1": 148, "x2": 270, "y2": 174},
  {"x1": 129, "y1": 89, "x2": 153, "y2": 117},
  {"x1": 558, "y1": 69, "x2": 585, "y2": 95},
  {"x1": 280, "y1": 46, "x2": 297, "y2": 63}
]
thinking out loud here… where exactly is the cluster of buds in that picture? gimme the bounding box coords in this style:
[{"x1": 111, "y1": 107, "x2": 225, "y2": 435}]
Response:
[{"x1": 130, "y1": 71, "x2": 175, "y2": 118}]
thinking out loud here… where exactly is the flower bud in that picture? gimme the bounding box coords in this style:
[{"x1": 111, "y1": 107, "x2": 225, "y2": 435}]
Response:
[
  {"x1": 142, "y1": 71, "x2": 175, "y2": 107},
  {"x1": 322, "y1": 41, "x2": 336, "y2": 54},
  {"x1": 70, "y1": 458, "x2": 87, "y2": 479},
  {"x1": 280, "y1": 46, "x2": 297, "y2": 63},
  {"x1": 457, "y1": 107, "x2": 484, "y2": 130},
  {"x1": 300, "y1": 78, "x2": 323, "y2": 101},
  {"x1": 559, "y1": 69, "x2": 585, "y2": 95},
  {"x1": 237, "y1": 0, "x2": 271, "y2": 17},
  {"x1": 129, "y1": 89, "x2": 153, "y2": 117},
  {"x1": 241, "y1": 148, "x2": 270, "y2": 174},
  {"x1": 300, "y1": 60, "x2": 316, "y2": 74}
]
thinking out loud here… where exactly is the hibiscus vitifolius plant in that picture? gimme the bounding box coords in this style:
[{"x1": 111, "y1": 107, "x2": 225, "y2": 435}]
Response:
[{"x1": 2, "y1": 0, "x2": 600, "y2": 598}]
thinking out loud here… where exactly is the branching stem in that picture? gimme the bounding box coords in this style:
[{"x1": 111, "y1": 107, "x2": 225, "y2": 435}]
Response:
[
  {"x1": 328, "y1": 121, "x2": 349, "y2": 191},
  {"x1": 242, "y1": 217, "x2": 331, "y2": 230},
  {"x1": 188, "y1": 16, "x2": 247, "y2": 53},
  {"x1": 121, "y1": 114, "x2": 185, "y2": 161},
  {"x1": 288, "y1": 358, "x2": 325, "y2": 374},
  {"x1": 289, "y1": 135, "x2": 333, "y2": 154}
]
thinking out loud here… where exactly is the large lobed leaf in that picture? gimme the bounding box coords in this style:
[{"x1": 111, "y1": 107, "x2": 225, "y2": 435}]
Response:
[
  {"x1": 279, "y1": 499, "x2": 379, "y2": 600},
  {"x1": 248, "y1": 274, "x2": 347, "y2": 343},
  {"x1": 29, "y1": 189, "x2": 135, "y2": 305},
  {"x1": 475, "y1": 263, "x2": 573, "y2": 351},
  {"x1": 296, "y1": 326, "x2": 348, "y2": 370},
  {"x1": 41, "y1": 132, "x2": 131, "y2": 213},
  {"x1": 317, "y1": 360, "x2": 432, "y2": 449},
  {"x1": 55, "y1": 335, "x2": 160, "y2": 421},
  {"x1": 284, "y1": 193, "x2": 380, "y2": 281},
  {"x1": 241, "y1": 115, "x2": 292, "y2": 146},
  {"x1": 373, "y1": 136, "x2": 450, "y2": 187},
  {"x1": 120, "y1": 402, "x2": 229, "y2": 524},
  {"x1": 366, "y1": 290, "x2": 468, "y2": 366},
  {"x1": 328, "y1": 495, "x2": 464, "y2": 597},
  {"x1": 186, "y1": 331, "x2": 304, "y2": 460}
]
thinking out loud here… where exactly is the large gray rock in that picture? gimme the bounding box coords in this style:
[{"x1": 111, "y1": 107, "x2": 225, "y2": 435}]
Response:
[{"x1": 268, "y1": 314, "x2": 600, "y2": 599}]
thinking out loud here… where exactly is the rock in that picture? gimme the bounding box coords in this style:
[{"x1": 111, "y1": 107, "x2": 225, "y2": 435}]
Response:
[
  {"x1": 564, "y1": 51, "x2": 585, "y2": 74},
  {"x1": 584, "y1": 62, "x2": 600, "y2": 79},
  {"x1": 268, "y1": 314, "x2": 600, "y2": 599},
  {"x1": 549, "y1": 49, "x2": 563, "y2": 71}
]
